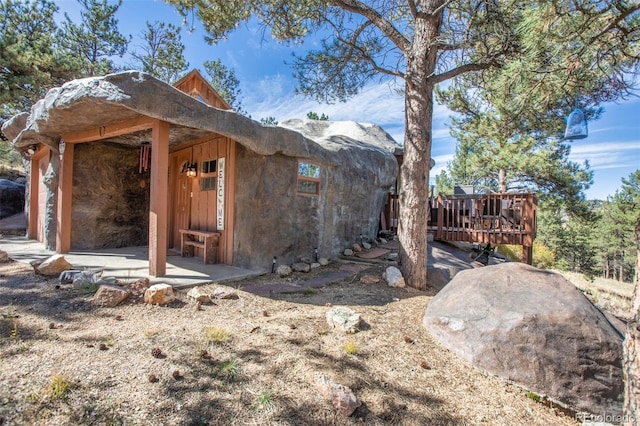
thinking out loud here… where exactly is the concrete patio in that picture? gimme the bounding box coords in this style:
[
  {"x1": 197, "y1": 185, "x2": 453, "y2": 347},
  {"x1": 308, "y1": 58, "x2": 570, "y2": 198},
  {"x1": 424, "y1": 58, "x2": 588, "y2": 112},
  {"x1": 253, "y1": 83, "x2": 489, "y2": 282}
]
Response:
[{"x1": 0, "y1": 236, "x2": 264, "y2": 288}]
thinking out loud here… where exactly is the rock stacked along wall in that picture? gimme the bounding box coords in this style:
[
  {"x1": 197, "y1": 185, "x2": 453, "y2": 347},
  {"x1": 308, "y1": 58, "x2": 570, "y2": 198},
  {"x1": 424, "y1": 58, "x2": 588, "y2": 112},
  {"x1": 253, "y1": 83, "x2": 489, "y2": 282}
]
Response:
[{"x1": 71, "y1": 142, "x2": 150, "y2": 249}]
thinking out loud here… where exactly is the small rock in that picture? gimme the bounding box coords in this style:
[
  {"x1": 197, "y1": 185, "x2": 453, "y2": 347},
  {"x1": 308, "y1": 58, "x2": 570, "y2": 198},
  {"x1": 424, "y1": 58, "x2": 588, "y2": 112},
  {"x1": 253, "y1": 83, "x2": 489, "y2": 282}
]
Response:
[
  {"x1": 34, "y1": 254, "x2": 72, "y2": 276},
  {"x1": 351, "y1": 243, "x2": 362, "y2": 253},
  {"x1": 310, "y1": 262, "x2": 321, "y2": 269},
  {"x1": 318, "y1": 257, "x2": 330, "y2": 266},
  {"x1": 0, "y1": 250, "x2": 10, "y2": 263},
  {"x1": 276, "y1": 265, "x2": 292, "y2": 276},
  {"x1": 326, "y1": 306, "x2": 364, "y2": 334},
  {"x1": 212, "y1": 286, "x2": 239, "y2": 299},
  {"x1": 359, "y1": 275, "x2": 380, "y2": 284},
  {"x1": 379, "y1": 237, "x2": 388, "y2": 244},
  {"x1": 187, "y1": 287, "x2": 211, "y2": 303},
  {"x1": 92, "y1": 285, "x2": 130, "y2": 307},
  {"x1": 292, "y1": 262, "x2": 311, "y2": 273},
  {"x1": 300, "y1": 257, "x2": 313, "y2": 264},
  {"x1": 128, "y1": 278, "x2": 150, "y2": 301},
  {"x1": 316, "y1": 374, "x2": 361, "y2": 416},
  {"x1": 362, "y1": 242, "x2": 372, "y2": 250},
  {"x1": 383, "y1": 266, "x2": 405, "y2": 288},
  {"x1": 144, "y1": 284, "x2": 175, "y2": 305},
  {"x1": 343, "y1": 249, "x2": 354, "y2": 256}
]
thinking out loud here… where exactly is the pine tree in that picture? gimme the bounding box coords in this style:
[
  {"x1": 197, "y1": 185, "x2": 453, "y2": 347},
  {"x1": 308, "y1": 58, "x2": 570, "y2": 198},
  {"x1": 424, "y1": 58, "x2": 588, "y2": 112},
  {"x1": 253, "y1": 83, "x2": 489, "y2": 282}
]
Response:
[
  {"x1": 129, "y1": 21, "x2": 189, "y2": 84},
  {"x1": 59, "y1": 0, "x2": 129, "y2": 77},
  {"x1": 202, "y1": 59, "x2": 245, "y2": 113}
]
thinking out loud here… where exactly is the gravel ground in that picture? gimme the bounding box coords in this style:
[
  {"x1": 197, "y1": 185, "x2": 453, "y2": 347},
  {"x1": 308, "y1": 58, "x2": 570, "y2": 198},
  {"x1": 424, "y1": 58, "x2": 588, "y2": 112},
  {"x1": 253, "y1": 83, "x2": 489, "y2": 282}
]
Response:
[{"x1": 0, "y1": 259, "x2": 577, "y2": 425}]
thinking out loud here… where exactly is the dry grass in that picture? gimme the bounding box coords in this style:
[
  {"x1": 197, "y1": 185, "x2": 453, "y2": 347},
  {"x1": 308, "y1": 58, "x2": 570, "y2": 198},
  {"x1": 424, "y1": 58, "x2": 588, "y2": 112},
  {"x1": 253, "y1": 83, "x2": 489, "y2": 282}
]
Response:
[
  {"x1": 558, "y1": 270, "x2": 634, "y2": 321},
  {"x1": 0, "y1": 259, "x2": 578, "y2": 425}
]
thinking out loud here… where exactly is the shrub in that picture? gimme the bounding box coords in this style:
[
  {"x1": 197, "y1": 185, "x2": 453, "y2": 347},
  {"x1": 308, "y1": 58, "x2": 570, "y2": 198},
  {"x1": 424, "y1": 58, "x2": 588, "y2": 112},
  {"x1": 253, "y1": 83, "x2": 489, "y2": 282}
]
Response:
[{"x1": 204, "y1": 326, "x2": 230, "y2": 344}]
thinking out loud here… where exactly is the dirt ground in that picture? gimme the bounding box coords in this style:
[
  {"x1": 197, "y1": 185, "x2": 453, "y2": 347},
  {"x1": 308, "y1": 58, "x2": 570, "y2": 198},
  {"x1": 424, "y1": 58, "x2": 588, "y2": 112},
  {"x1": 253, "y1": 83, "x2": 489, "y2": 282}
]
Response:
[{"x1": 0, "y1": 258, "x2": 578, "y2": 426}]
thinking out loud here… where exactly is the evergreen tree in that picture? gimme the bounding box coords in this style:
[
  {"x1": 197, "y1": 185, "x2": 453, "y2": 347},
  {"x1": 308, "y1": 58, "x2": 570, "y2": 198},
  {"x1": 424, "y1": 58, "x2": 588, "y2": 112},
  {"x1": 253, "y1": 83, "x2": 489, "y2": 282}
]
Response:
[
  {"x1": 166, "y1": 0, "x2": 639, "y2": 290},
  {"x1": 129, "y1": 21, "x2": 189, "y2": 84},
  {"x1": 0, "y1": 0, "x2": 79, "y2": 119},
  {"x1": 202, "y1": 59, "x2": 245, "y2": 113},
  {"x1": 306, "y1": 111, "x2": 329, "y2": 120},
  {"x1": 259, "y1": 116, "x2": 278, "y2": 126},
  {"x1": 59, "y1": 0, "x2": 129, "y2": 77}
]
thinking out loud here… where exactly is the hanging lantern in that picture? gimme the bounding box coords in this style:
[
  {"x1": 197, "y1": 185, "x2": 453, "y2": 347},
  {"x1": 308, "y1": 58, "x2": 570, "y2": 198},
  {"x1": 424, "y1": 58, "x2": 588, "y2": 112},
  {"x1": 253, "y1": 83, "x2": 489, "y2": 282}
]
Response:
[{"x1": 564, "y1": 108, "x2": 588, "y2": 140}]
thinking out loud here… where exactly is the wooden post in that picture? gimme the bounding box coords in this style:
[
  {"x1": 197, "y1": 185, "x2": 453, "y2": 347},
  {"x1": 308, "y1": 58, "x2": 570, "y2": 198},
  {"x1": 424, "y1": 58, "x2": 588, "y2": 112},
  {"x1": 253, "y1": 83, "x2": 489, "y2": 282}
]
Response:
[
  {"x1": 56, "y1": 142, "x2": 73, "y2": 253},
  {"x1": 436, "y1": 194, "x2": 444, "y2": 240},
  {"x1": 149, "y1": 120, "x2": 169, "y2": 277},
  {"x1": 521, "y1": 193, "x2": 534, "y2": 265}
]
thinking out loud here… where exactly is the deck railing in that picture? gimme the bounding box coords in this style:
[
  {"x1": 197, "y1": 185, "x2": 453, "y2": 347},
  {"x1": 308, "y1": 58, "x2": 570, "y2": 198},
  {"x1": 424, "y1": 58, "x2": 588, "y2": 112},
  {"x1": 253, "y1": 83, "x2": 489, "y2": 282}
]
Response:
[{"x1": 428, "y1": 192, "x2": 537, "y2": 263}]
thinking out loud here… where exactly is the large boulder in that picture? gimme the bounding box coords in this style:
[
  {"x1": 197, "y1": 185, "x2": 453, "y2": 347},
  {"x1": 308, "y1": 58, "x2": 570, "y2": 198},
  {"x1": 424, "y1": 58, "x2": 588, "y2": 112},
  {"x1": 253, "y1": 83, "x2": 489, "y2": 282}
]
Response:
[
  {"x1": 0, "y1": 179, "x2": 25, "y2": 219},
  {"x1": 423, "y1": 262, "x2": 623, "y2": 417}
]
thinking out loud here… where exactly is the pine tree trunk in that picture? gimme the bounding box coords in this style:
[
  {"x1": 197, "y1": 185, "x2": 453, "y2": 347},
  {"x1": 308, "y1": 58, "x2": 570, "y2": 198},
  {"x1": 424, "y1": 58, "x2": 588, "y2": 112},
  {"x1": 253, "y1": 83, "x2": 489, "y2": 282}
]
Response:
[
  {"x1": 498, "y1": 168, "x2": 507, "y2": 192},
  {"x1": 397, "y1": 8, "x2": 443, "y2": 290},
  {"x1": 623, "y1": 216, "x2": 640, "y2": 424}
]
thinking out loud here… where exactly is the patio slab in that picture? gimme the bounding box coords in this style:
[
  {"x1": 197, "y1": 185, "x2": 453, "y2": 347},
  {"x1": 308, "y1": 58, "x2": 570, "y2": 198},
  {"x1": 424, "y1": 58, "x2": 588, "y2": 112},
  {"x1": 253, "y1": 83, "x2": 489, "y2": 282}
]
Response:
[{"x1": 0, "y1": 236, "x2": 263, "y2": 288}]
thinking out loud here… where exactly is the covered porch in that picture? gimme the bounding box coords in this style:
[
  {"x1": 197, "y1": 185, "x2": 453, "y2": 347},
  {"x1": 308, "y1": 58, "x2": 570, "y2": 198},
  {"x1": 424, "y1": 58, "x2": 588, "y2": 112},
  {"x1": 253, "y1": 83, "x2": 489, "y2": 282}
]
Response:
[{"x1": 0, "y1": 236, "x2": 261, "y2": 288}]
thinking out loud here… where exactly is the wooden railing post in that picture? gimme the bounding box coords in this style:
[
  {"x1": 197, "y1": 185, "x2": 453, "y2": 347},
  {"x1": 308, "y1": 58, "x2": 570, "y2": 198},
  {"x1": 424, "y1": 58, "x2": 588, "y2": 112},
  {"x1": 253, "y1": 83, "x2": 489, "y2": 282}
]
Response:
[
  {"x1": 436, "y1": 194, "x2": 444, "y2": 240},
  {"x1": 522, "y1": 192, "x2": 534, "y2": 265}
]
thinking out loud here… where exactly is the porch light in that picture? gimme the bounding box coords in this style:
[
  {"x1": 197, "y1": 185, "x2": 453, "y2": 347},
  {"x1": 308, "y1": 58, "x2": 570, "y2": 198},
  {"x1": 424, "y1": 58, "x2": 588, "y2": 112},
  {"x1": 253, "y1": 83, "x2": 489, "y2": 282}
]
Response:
[
  {"x1": 564, "y1": 107, "x2": 588, "y2": 140},
  {"x1": 181, "y1": 162, "x2": 198, "y2": 177}
]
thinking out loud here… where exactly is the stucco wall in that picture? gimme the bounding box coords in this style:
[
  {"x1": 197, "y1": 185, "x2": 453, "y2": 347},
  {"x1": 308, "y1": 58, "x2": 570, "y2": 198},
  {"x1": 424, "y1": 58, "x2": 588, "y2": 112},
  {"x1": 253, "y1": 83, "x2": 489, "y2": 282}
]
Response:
[
  {"x1": 233, "y1": 145, "x2": 391, "y2": 270},
  {"x1": 71, "y1": 142, "x2": 150, "y2": 249}
]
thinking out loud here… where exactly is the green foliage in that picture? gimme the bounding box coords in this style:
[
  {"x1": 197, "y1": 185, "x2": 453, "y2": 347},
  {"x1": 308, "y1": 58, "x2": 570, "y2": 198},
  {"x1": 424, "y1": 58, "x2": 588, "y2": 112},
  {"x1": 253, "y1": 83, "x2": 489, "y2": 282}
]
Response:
[
  {"x1": 59, "y1": 0, "x2": 129, "y2": 77},
  {"x1": 0, "y1": 140, "x2": 22, "y2": 168},
  {"x1": 202, "y1": 59, "x2": 245, "y2": 113},
  {"x1": 343, "y1": 340, "x2": 359, "y2": 355},
  {"x1": 203, "y1": 326, "x2": 230, "y2": 344},
  {"x1": 129, "y1": 21, "x2": 189, "y2": 83},
  {"x1": 497, "y1": 241, "x2": 557, "y2": 269},
  {"x1": 0, "y1": 0, "x2": 80, "y2": 118},
  {"x1": 306, "y1": 111, "x2": 329, "y2": 120},
  {"x1": 259, "y1": 116, "x2": 278, "y2": 126}
]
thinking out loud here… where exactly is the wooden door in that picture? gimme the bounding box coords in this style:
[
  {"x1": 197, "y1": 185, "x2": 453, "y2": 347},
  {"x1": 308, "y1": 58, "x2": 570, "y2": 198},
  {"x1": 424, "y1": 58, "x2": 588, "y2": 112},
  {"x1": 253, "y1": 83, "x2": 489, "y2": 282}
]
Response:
[{"x1": 169, "y1": 148, "x2": 193, "y2": 249}]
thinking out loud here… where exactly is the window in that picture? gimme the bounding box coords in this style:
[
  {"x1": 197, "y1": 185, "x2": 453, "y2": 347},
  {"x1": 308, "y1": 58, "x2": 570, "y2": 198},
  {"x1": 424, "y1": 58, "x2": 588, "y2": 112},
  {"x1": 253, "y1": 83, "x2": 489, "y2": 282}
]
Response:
[
  {"x1": 297, "y1": 161, "x2": 321, "y2": 195},
  {"x1": 202, "y1": 159, "x2": 217, "y2": 174},
  {"x1": 200, "y1": 176, "x2": 216, "y2": 191}
]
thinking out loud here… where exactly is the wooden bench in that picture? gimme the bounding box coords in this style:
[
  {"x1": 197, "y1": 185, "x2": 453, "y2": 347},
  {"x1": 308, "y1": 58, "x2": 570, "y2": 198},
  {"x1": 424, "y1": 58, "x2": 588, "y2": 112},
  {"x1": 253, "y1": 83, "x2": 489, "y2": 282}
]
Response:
[{"x1": 179, "y1": 229, "x2": 221, "y2": 264}]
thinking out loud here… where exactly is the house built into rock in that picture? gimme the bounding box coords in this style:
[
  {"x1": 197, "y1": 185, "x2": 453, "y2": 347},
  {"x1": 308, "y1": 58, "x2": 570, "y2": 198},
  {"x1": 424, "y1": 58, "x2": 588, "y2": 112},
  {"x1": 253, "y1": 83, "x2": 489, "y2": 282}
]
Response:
[{"x1": 2, "y1": 70, "x2": 399, "y2": 275}]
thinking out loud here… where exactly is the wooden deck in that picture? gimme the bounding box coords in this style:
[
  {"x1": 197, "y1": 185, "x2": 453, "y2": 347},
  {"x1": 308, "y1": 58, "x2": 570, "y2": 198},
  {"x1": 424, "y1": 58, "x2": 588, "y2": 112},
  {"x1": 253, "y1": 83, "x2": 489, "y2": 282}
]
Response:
[
  {"x1": 429, "y1": 192, "x2": 537, "y2": 263},
  {"x1": 385, "y1": 192, "x2": 537, "y2": 264}
]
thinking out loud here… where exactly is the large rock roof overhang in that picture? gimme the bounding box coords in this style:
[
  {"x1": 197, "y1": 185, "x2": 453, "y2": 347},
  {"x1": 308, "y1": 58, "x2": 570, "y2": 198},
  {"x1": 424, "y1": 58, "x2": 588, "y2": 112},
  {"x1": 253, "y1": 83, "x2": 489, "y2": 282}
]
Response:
[{"x1": 1, "y1": 71, "x2": 399, "y2": 180}]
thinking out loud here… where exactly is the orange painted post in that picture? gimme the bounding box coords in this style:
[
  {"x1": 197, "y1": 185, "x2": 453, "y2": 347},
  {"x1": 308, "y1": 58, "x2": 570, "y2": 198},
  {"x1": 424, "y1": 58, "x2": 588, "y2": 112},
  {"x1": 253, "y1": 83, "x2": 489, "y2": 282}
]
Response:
[
  {"x1": 149, "y1": 120, "x2": 170, "y2": 277},
  {"x1": 56, "y1": 142, "x2": 74, "y2": 253},
  {"x1": 28, "y1": 157, "x2": 40, "y2": 240}
]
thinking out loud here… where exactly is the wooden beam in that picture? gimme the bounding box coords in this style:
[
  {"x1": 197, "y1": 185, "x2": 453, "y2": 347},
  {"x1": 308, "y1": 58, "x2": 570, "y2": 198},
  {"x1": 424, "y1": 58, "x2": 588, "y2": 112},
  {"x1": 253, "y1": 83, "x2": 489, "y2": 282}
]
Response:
[
  {"x1": 149, "y1": 120, "x2": 170, "y2": 277},
  {"x1": 61, "y1": 116, "x2": 154, "y2": 144},
  {"x1": 56, "y1": 144, "x2": 74, "y2": 253},
  {"x1": 28, "y1": 146, "x2": 49, "y2": 240}
]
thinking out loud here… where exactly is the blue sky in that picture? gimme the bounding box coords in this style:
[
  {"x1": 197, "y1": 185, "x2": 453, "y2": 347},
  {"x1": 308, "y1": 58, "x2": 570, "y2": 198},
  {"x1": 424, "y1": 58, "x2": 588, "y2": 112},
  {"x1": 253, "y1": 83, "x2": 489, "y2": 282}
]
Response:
[{"x1": 55, "y1": 0, "x2": 640, "y2": 200}]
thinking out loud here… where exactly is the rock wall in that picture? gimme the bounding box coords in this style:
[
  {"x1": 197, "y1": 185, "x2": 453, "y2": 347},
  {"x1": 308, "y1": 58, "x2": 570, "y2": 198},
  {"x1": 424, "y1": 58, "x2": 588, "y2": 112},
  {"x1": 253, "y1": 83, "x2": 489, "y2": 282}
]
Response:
[
  {"x1": 233, "y1": 145, "x2": 391, "y2": 270},
  {"x1": 71, "y1": 142, "x2": 149, "y2": 249}
]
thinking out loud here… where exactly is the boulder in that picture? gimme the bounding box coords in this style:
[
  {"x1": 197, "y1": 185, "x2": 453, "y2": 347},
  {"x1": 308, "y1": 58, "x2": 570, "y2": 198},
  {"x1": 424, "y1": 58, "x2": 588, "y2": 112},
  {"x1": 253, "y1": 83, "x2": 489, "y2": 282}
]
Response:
[
  {"x1": 292, "y1": 262, "x2": 311, "y2": 273},
  {"x1": 423, "y1": 262, "x2": 624, "y2": 417},
  {"x1": 315, "y1": 374, "x2": 361, "y2": 416},
  {"x1": 276, "y1": 264, "x2": 292, "y2": 276},
  {"x1": 318, "y1": 257, "x2": 330, "y2": 266},
  {"x1": 343, "y1": 249, "x2": 354, "y2": 256},
  {"x1": 326, "y1": 306, "x2": 364, "y2": 334},
  {"x1": 187, "y1": 287, "x2": 211, "y2": 303},
  {"x1": 351, "y1": 243, "x2": 362, "y2": 253},
  {"x1": 92, "y1": 285, "x2": 130, "y2": 307},
  {"x1": 144, "y1": 284, "x2": 175, "y2": 305},
  {"x1": 0, "y1": 179, "x2": 25, "y2": 219},
  {"x1": 383, "y1": 266, "x2": 405, "y2": 288},
  {"x1": 35, "y1": 254, "x2": 72, "y2": 276},
  {"x1": 0, "y1": 250, "x2": 9, "y2": 263},
  {"x1": 362, "y1": 242, "x2": 372, "y2": 250},
  {"x1": 310, "y1": 262, "x2": 321, "y2": 269},
  {"x1": 71, "y1": 270, "x2": 103, "y2": 289}
]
